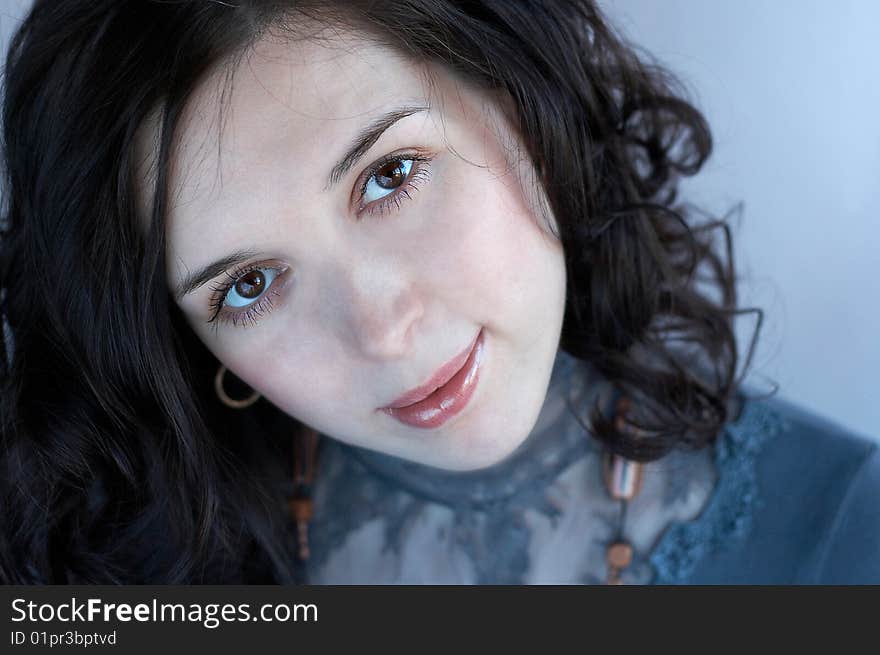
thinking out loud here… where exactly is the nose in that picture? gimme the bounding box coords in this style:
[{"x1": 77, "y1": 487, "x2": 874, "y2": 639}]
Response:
[{"x1": 335, "y1": 255, "x2": 424, "y2": 361}]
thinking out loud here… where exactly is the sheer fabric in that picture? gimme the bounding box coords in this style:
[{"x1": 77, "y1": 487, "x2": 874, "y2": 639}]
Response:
[{"x1": 306, "y1": 349, "x2": 722, "y2": 584}]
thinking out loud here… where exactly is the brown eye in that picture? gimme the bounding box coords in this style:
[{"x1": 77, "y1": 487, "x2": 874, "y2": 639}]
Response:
[
  {"x1": 235, "y1": 270, "x2": 264, "y2": 299},
  {"x1": 362, "y1": 157, "x2": 415, "y2": 205},
  {"x1": 222, "y1": 266, "x2": 281, "y2": 309},
  {"x1": 359, "y1": 156, "x2": 429, "y2": 215},
  {"x1": 375, "y1": 160, "x2": 407, "y2": 189}
]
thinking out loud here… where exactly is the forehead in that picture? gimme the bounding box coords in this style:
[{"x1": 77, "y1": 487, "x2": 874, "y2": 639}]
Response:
[
  {"x1": 134, "y1": 27, "x2": 437, "y2": 241},
  {"x1": 193, "y1": 29, "x2": 431, "y2": 158}
]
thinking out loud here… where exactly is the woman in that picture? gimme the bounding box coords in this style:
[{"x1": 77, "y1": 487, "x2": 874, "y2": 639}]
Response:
[{"x1": 1, "y1": 0, "x2": 877, "y2": 584}]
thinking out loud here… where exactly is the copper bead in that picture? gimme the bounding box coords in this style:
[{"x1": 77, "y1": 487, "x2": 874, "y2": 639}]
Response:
[
  {"x1": 289, "y1": 498, "x2": 314, "y2": 561},
  {"x1": 607, "y1": 541, "x2": 633, "y2": 569}
]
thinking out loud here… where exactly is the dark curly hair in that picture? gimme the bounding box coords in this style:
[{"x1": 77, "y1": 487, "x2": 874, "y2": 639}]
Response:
[{"x1": 0, "y1": 0, "x2": 766, "y2": 583}]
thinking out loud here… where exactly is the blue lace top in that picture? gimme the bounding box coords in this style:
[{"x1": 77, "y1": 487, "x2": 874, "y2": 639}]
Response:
[
  {"x1": 304, "y1": 348, "x2": 880, "y2": 584},
  {"x1": 649, "y1": 396, "x2": 790, "y2": 584}
]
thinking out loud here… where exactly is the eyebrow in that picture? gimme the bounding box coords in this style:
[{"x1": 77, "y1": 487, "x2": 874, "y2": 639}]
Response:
[
  {"x1": 325, "y1": 104, "x2": 429, "y2": 189},
  {"x1": 173, "y1": 248, "x2": 263, "y2": 300},
  {"x1": 173, "y1": 104, "x2": 429, "y2": 300}
]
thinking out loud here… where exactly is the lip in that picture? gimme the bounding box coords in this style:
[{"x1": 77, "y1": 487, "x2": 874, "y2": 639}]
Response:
[
  {"x1": 379, "y1": 328, "x2": 485, "y2": 429},
  {"x1": 382, "y1": 329, "x2": 482, "y2": 409}
]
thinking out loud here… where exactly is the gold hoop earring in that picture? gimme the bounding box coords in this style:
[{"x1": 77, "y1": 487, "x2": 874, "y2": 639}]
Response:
[{"x1": 214, "y1": 364, "x2": 261, "y2": 409}]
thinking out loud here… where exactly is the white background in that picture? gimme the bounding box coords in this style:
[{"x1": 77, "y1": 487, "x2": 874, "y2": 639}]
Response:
[{"x1": 2, "y1": 1, "x2": 878, "y2": 442}]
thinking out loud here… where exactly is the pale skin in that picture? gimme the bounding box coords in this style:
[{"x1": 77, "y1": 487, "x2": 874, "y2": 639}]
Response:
[{"x1": 136, "y1": 27, "x2": 568, "y2": 471}]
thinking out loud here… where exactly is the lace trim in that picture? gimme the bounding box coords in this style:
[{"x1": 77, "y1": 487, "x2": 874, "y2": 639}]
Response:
[{"x1": 648, "y1": 397, "x2": 791, "y2": 584}]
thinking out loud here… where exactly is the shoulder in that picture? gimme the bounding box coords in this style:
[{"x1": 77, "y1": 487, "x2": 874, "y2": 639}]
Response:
[
  {"x1": 759, "y1": 395, "x2": 880, "y2": 583},
  {"x1": 685, "y1": 391, "x2": 880, "y2": 584}
]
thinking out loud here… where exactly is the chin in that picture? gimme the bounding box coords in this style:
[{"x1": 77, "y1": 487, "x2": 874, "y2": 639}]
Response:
[
  {"x1": 434, "y1": 387, "x2": 550, "y2": 472},
  {"x1": 428, "y1": 351, "x2": 559, "y2": 472}
]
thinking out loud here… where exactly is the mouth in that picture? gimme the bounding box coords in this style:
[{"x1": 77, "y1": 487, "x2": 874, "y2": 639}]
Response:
[{"x1": 379, "y1": 328, "x2": 485, "y2": 429}]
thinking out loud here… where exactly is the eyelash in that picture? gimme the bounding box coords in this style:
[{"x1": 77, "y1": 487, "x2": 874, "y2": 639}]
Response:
[
  {"x1": 207, "y1": 262, "x2": 286, "y2": 331},
  {"x1": 355, "y1": 151, "x2": 432, "y2": 218},
  {"x1": 207, "y1": 151, "x2": 432, "y2": 329}
]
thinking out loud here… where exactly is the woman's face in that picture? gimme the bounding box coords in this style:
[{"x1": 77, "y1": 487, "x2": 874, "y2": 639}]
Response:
[{"x1": 144, "y1": 29, "x2": 567, "y2": 471}]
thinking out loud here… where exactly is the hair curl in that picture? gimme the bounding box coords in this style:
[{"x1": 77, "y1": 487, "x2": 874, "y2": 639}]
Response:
[{"x1": 0, "y1": 0, "x2": 766, "y2": 583}]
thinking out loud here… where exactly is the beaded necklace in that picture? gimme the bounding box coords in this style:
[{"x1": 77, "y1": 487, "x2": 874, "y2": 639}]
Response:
[{"x1": 602, "y1": 396, "x2": 645, "y2": 584}]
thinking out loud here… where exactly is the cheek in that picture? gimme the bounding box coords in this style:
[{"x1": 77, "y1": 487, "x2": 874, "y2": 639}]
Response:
[
  {"x1": 193, "y1": 315, "x2": 355, "y2": 430},
  {"x1": 423, "y1": 162, "x2": 565, "y2": 327},
  {"x1": 239, "y1": 329, "x2": 358, "y2": 424}
]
